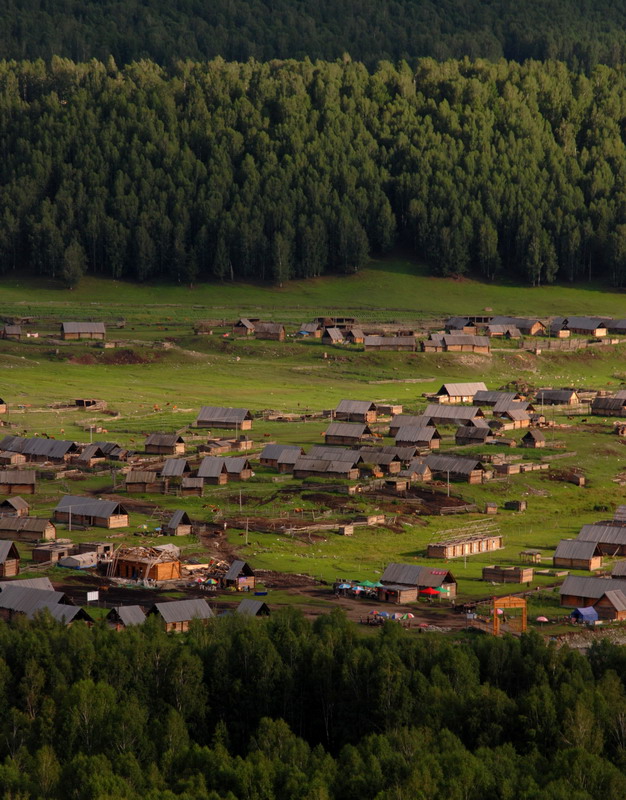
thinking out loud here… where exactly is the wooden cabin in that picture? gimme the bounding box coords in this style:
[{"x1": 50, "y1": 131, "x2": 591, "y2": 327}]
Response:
[
  {"x1": 222, "y1": 560, "x2": 256, "y2": 591},
  {"x1": 344, "y1": 328, "x2": 365, "y2": 345},
  {"x1": 427, "y1": 533, "x2": 503, "y2": 559},
  {"x1": 195, "y1": 406, "x2": 253, "y2": 430},
  {"x1": 236, "y1": 599, "x2": 270, "y2": 616},
  {"x1": 106, "y1": 606, "x2": 146, "y2": 630},
  {"x1": 363, "y1": 335, "x2": 417, "y2": 351},
  {"x1": 554, "y1": 539, "x2": 603, "y2": 571},
  {"x1": 395, "y1": 425, "x2": 441, "y2": 449},
  {"x1": 292, "y1": 458, "x2": 360, "y2": 480},
  {"x1": 259, "y1": 444, "x2": 304, "y2": 470},
  {"x1": 334, "y1": 400, "x2": 377, "y2": 424},
  {"x1": 323, "y1": 422, "x2": 371, "y2": 446},
  {"x1": 423, "y1": 334, "x2": 490, "y2": 353},
  {"x1": 559, "y1": 575, "x2": 626, "y2": 608},
  {"x1": 379, "y1": 563, "x2": 457, "y2": 602},
  {"x1": 232, "y1": 318, "x2": 256, "y2": 336},
  {"x1": 489, "y1": 316, "x2": 545, "y2": 336},
  {"x1": 436, "y1": 382, "x2": 488, "y2": 404},
  {"x1": 32, "y1": 542, "x2": 76, "y2": 564},
  {"x1": 53, "y1": 496, "x2": 129, "y2": 529},
  {"x1": 455, "y1": 426, "x2": 494, "y2": 446},
  {"x1": 591, "y1": 396, "x2": 626, "y2": 416},
  {"x1": 162, "y1": 510, "x2": 192, "y2": 536},
  {"x1": 445, "y1": 317, "x2": 476, "y2": 334},
  {"x1": 398, "y1": 462, "x2": 432, "y2": 483},
  {"x1": 181, "y1": 477, "x2": 204, "y2": 496},
  {"x1": 0, "y1": 451, "x2": 26, "y2": 466},
  {"x1": 0, "y1": 496, "x2": 29, "y2": 517},
  {"x1": 0, "y1": 517, "x2": 55, "y2": 542},
  {"x1": 577, "y1": 524, "x2": 626, "y2": 556},
  {"x1": 254, "y1": 322, "x2": 286, "y2": 341},
  {"x1": 125, "y1": 471, "x2": 164, "y2": 493},
  {"x1": 322, "y1": 327, "x2": 345, "y2": 345},
  {"x1": 223, "y1": 457, "x2": 253, "y2": 481},
  {"x1": 149, "y1": 599, "x2": 213, "y2": 632},
  {"x1": 0, "y1": 399, "x2": 6, "y2": 415},
  {"x1": 78, "y1": 541, "x2": 114, "y2": 557},
  {"x1": 60, "y1": 322, "x2": 106, "y2": 340},
  {"x1": 389, "y1": 415, "x2": 431, "y2": 437},
  {"x1": 76, "y1": 445, "x2": 108, "y2": 468},
  {"x1": 0, "y1": 541, "x2": 20, "y2": 577},
  {"x1": 521, "y1": 430, "x2": 546, "y2": 448},
  {"x1": 482, "y1": 565, "x2": 533, "y2": 584},
  {"x1": 424, "y1": 454, "x2": 486, "y2": 484},
  {"x1": 535, "y1": 389, "x2": 579, "y2": 405},
  {"x1": 1, "y1": 325, "x2": 21, "y2": 340},
  {"x1": 297, "y1": 322, "x2": 322, "y2": 338},
  {"x1": 0, "y1": 471, "x2": 35, "y2": 495},
  {"x1": 144, "y1": 433, "x2": 185, "y2": 456},
  {"x1": 564, "y1": 316, "x2": 608, "y2": 337},
  {"x1": 594, "y1": 590, "x2": 626, "y2": 621},
  {"x1": 0, "y1": 435, "x2": 78, "y2": 464},
  {"x1": 376, "y1": 404, "x2": 403, "y2": 416},
  {"x1": 423, "y1": 404, "x2": 485, "y2": 427}
]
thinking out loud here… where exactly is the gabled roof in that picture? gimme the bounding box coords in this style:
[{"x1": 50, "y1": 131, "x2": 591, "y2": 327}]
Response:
[
  {"x1": 181, "y1": 477, "x2": 204, "y2": 489},
  {"x1": 578, "y1": 524, "x2": 626, "y2": 546},
  {"x1": 493, "y1": 398, "x2": 531, "y2": 413},
  {"x1": 395, "y1": 425, "x2": 440, "y2": 443},
  {"x1": 299, "y1": 322, "x2": 321, "y2": 333},
  {"x1": 223, "y1": 456, "x2": 251, "y2": 473},
  {"x1": 0, "y1": 585, "x2": 69, "y2": 615},
  {"x1": 474, "y1": 391, "x2": 519, "y2": 405},
  {"x1": 0, "y1": 577, "x2": 54, "y2": 592},
  {"x1": 523, "y1": 429, "x2": 545, "y2": 441},
  {"x1": 381, "y1": 563, "x2": 454, "y2": 587},
  {"x1": 364, "y1": 335, "x2": 416, "y2": 346},
  {"x1": 565, "y1": 316, "x2": 609, "y2": 330},
  {"x1": 260, "y1": 444, "x2": 302, "y2": 462},
  {"x1": 236, "y1": 599, "x2": 269, "y2": 616},
  {"x1": 234, "y1": 318, "x2": 255, "y2": 329},
  {"x1": 445, "y1": 317, "x2": 471, "y2": 329},
  {"x1": 55, "y1": 495, "x2": 127, "y2": 518},
  {"x1": 107, "y1": 605, "x2": 146, "y2": 626},
  {"x1": 254, "y1": 322, "x2": 285, "y2": 334},
  {"x1": 224, "y1": 560, "x2": 254, "y2": 580},
  {"x1": 437, "y1": 382, "x2": 488, "y2": 397},
  {"x1": 612, "y1": 560, "x2": 626, "y2": 577},
  {"x1": 599, "y1": 589, "x2": 626, "y2": 611},
  {"x1": 167, "y1": 510, "x2": 191, "y2": 529},
  {"x1": 335, "y1": 400, "x2": 376, "y2": 415},
  {"x1": 293, "y1": 457, "x2": 357, "y2": 475},
  {"x1": 94, "y1": 441, "x2": 126, "y2": 458},
  {"x1": 455, "y1": 426, "x2": 492, "y2": 440},
  {"x1": 0, "y1": 541, "x2": 19, "y2": 563},
  {"x1": 62, "y1": 322, "x2": 106, "y2": 334},
  {"x1": 151, "y1": 599, "x2": 214, "y2": 624},
  {"x1": 591, "y1": 397, "x2": 626, "y2": 411},
  {"x1": 535, "y1": 389, "x2": 578, "y2": 403},
  {"x1": 0, "y1": 517, "x2": 53, "y2": 533},
  {"x1": 441, "y1": 334, "x2": 490, "y2": 347},
  {"x1": 390, "y1": 414, "x2": 431, "y2": 428},
  {"x1": 0, "y1": 471, "x2": 35, "y2": 485},
  {"x1": 307, "y1": 446, "x2": 362, "y2": 465},
  {"x1": 324, "y1": 422, "x2": 370, "y2": 438},
  {"x1": 554, "y1": 539, "x2": 601, "y2": 560},
  {"x1": 125, "y1": 471, "x2": 159, "y2": 484},
  {"x1": 0, "y1": 436, "x2": 77, "y2": 459},
  {"x1": 324, "y1": 327, "x2": 344, "y2": 342},
  {"x1": 424, "y1": 404, "x2": 483, "y2": 421},
  {"x1": 560, "y1": 575, "x2": 626, "y2": 599},
  {"x1": 145, "y1": 433, "x2": 184, "y2": 447},
  {"x1": 196, "y1": 406, "x2": 252, "y2": 424},
  {"x1": 160, "y1": 458, "x2": 190, "y2": 477},
  {"x1": 0, "y1": 496, "x2": 29, "y2": 511},
  {"x1": 197, "y1": 457, "x2": 228, "y2": 478},
  {"x1": 424, "y1": 453, "x2": 484, "y2": 475},
  {"x1": 77, "y1": 445, "x2": 107, "y2": 463}
]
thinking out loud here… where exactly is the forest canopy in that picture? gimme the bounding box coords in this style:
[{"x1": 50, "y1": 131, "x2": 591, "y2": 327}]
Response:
[
  {"x1": 3, "y1": 0, "x2": 626, "y2": 72},
  {"x1": 1, "y1": 610, "x2": 626, "y2": 799},
  {"x1": 2, "y1": 56, "x2": 626, "y2": 286}
]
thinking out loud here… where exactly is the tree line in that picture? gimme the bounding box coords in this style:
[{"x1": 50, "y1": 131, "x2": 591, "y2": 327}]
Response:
[
  {"x1": 0, "y1": 610, "x2": 626, "y2": 798},
  {"x1": 2, "y1": 0, "x2": 626, "y2": 72},
  {"x1": 2, "y1": 57, "x2": 626, "y2": 287}
]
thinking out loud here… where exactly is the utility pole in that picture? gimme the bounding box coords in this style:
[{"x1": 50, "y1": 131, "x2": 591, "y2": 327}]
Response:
[
  {"x1": 68, "y1": 506, "x2": 72, "y2": 532},
  {"x1": 447, "y1": 469, "x2": 450, "y2": 497},
  {"x1": 239, "y1": 489, "x2": 243, "y2": 511},
  {"x1": 245, "y1": 517, "x2": 249, "y2": 546}
]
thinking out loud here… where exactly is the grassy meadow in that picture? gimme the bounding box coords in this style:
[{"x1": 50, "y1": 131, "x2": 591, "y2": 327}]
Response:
[{"x1": 5, "y1": 257, "x2": 626, "y2": 622}]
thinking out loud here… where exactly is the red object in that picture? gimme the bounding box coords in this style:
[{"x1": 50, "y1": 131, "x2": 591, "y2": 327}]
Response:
[{"x1": 419, "y1": 587, "x2": 441, "y2": 595}]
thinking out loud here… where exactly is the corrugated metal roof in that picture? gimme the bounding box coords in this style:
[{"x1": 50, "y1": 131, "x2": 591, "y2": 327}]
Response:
[
  {"x1": 565, "y1": 316, "x2": 609, "y2": 330},
  {"x1": 324, "y1": 328, "x2": 345, "y2": 342},
  {"x1": 224, "y1": 560, "x2": 253, "y2": 581},
  {"x1": 424, "y1": 404, "x2": 483, "y2": 420},
  {"x1": 424, "y1": 454, "x2": 484, "y2": 475},
  {"x1": 293, "y1": 457, "x2": 356, "y2": 475},
  {"x1": 438, "y1": 382, "x2": 488, "y2": 397},
  {"x1": 493, "y1": 398, "x2": 530, "y2": 412},
  {"x1": 0, "y1": 517, "x2": 53, "y2": 533},
  {"x1": 197, "y1": 457, "x2": 228, "y2": 478},
  {"x1": 0, "y1": 541, "x2": 18, "y2": 563},
  {"x1": 390, "y1": 414, "x2": 431, "y2": 428},
  {"x1": 324, "y1": 422, "x2": 369, "y2": 438},
  {"x1": 0, "y1": 586, "x2": 68, "y2": 615},
  {"x1": 0, "y1": 496, "x2": 29, "y2": 511},
  {"x1": 152, "y1": 599, "x2": 213, "y2": 624},
  {"x1": 535, "y1": 390, "x2": 578, "y2": 403},
  {"x1": 181, "y1": 477, "x2": 204, "y2": 488},
  {"x1": 108, "y1": 605, "x2": 146, "y2": 626},
  {"x1": 592, "y1": 397, "x2": 626, "y2": 411},
  {"x1": 455, "y1": 426, "x2": 492, "y2": 440},
  {"x1": 442, "y1": 335, "x2": 490, "y2": 347},
  {"x1": 381, "y1": 563, "x2": 453, "y2": 587},
  {"x1": 125, "y1": 471, "x2": 159, "y2": 484},
  {"x1": 145, "y1": 433, "x2": 184, "y2": 447},
  {"x1": 223, "y1": 457, "x2": 251, "y2": 473},
  {"x1": 600, "y1": 589, "x2": 626, "y2": 611},
  {"x1": 0, "y1": 577, "x2": 54, "y2": 592},
  {"x1": 560, "y1": 575, "x2": 626, "y2": 599},
  {"x1": 160, "y1": 458, "x2": 189, "y2": 477},
  {"x1": 554, "y1": 539, "x2": 600, "y2": 560},
  {"x1": 62, "y1": 322, "x2": 106, "y2": 334},
  {"x1": 167, "y1": 510, "x2": 191, "y2": 529},
  {"x1": 196, "y1": 406, "x2": 252, "y2": 424},
  {"x1": 22, "y1": 439, "x2": 77, "y2": 459},
  {"x1": 578, "y1": 524, "x2": 626, "y2": 545},
  {"x1": 55, "y1": 495, "x2": 127, "y2": 518},
  {"x1": 77, "y1": 445, "x2": 107, "y2": 462},
  {"x1": 0, "y1": 471, "x2": 35, "y2": 485},
  {"x1": 612, "y1": 561, "x2": 626, "y2": 577},
  {"x1": 395, "y1": 425, "x2": 439, "y2": 443},
  {"x1": 94, "y1": 441, "x2": 125, "y2": 457},
  {"x1": 335, "y1": 400, "x2": 376, "y2": 414},
  {"x1": 236, "y1": 599, "x2": 268, "y2": 616},
  {"x1": 307, "y1": 446, "x2": 362, "y2": 464},
  {"x1": 361, "y1": 445, "x2": 418, "y2": 460},
  {"x1": 356, "y1": 451, "x2": 399, "y2": 465},
  {"x1": 608, "y1": 320, "x2": 626, "y2": 331}
]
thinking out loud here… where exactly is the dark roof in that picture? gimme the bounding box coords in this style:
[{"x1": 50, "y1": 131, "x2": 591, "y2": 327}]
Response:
[
  {"x1": 565, "y1": 316, "x2": 609, "y2": 331},
  {"x1": 197, "y1": 457, "x2": 228, "y2": 478},
  {"x1": 395, "y1": 425, "x2": 440, "y2": 443},
  {"x1": 424, "y1": 404, "x2": 483, "y2": 421},
  {"x1": 335, "y1": 400, "x2": 376, "y2": 414},
  {"x1": 474, "y1": 391, "x2": 518, "y2": 404},
  {"x1": 599, "y1": 589, "x2": 626, "y2": 611},
  {"x1": 535, "y1": 389, "x2": 578, "y2": 403},
  {"x1": 236, "y1": 599, "x2": 270, "y2": 616},
  {"x1": 390, "y1": 414, "x2": 431, "y2": 428},
  {"x1": 424, "y1": 453, "x2": 484, "y2": 475},
  {"x1": 446, "y1": 317, "x2": 471, "y2": 329},
  {"x1": 0, "y1": 577, "x2": 54, "y2": 592},
  {"x1": 0, "y1": 436, "x2": 77, "y2": 459},
  {"x1": 0, "y1": 517, "x2": 53, "y2": 533},
  {"x1": 324, "y1": 422, "x2": 370, "y2": 438},
  {"x1": 125, "y1": 471, "x2": 159, "y2": 484},
  {"x1": 3, "y1": 325, "x2": 21, "y2": 335},
  {"x1": 440, "y1": 334, "x2": 490, "y2": 347},
  {"x1": 160, "y1": 458, "x2": 190, "y2": 477},
  {"x1": 145, "y1": 433, "x2": 184, "y2": 447},
  {"x1": 0, "y1": 471, "x2": 35, "y2": 485},
  {"x1": 489, "y1": 316, "x2": 545, "y2": 334},
  {"x1": 578, "y1": 524, "x2": 626, "y2": 546},
  {"x1": 592, "y1": 397, "x2": 626, "y2": 412},
  {"x1": 455, "y1": 426, "x2": 492, "y2": 441},
  {"x1": 294, "y1": 457, "x2": 358, "y2": 474},
  {"x1": 560, "y1": 575, "x2": 626, "y2": 599},
  {"x1": 107, "y1": 605, "x2": 146, "y2": 626},
  {"x1": 307, "y1": 446, "x2": 362, "y2": 464},
  {"x1": 0, "y1": 541, "x2": 19, "y2": 563},
  {"x1": 234, "y1": 318, "x2": 255, "y2": 329},
  {"x1": 299, "y1": 322, "x2": 321, "y2": 333},
  {"x1": 381, "y1": 563, "x2": 454, "y2": 588},
  {"x1": 612, "y1": 561, "x2": 626, "y2": 577},
  {"x1": 196, "y1": 406, "x2": 252, "y2": 424},
  {"x1": 62, "y1": 322, "x2": 106, "y2": 334},
  {"x1": 523, "y1": 429, "x2": 545, "y2": 441},
  {"x1": 181, "y1": 477, "x2": 204, "y2": 489},
  {"x1": 166, "y1": 510, "x2": 191, "y2": 529},
  {"x1": 254, "y1": 322, "x2": 285, "y2": 334},
  {"x1": 260, "y1": 444, "x2": 302, "y2": 461},
  {"x1": 151, "y1": 599, "x2": 213, "y2": 623},
  {"x1": 554, "y1": 539, "x2": 601, "y2": 560},
  {"x1": 364, "y1": 335, "x2": 416, "y2": 346},
  {"x1": 77, "y1": 445, "x2": 107, "y2": 462},
  {"x1": 223, "y1": 456, "x2": 251, "y2": 473},
  {"x1": 493, "y1": 398, "x2": 531, "y2": 413},
  {"x1": 0, "y1": 585, "x2": 69, "y2": 615},
  {"x1": 224, "y1": 560, "x2": 254, "y2": 581},
  {"x1": 324, "y1": 327, "x2": 345, "y2": 342},
  {"x1": 94, "y1": 441, "x2": 126, "y2": 458},
  {"x1": 55, "y1": 495, "x2": 127, "y2": 517}
]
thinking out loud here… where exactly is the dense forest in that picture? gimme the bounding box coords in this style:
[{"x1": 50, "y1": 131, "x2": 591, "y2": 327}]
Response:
[
  {"x1": 3, "y1": 0, "x2": 626, "y2": 72},
  {"x1": 0, "y1": 611, "x2": 626, "y2": 799},
  {"x1": 2, "y1": 57, "x2": 626, "y2": 286}
]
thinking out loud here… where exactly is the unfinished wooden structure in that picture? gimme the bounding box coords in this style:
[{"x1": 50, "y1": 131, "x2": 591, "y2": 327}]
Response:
[
  {"x1": 109, "y1": 546, "x2": 182, "y2": 581},
  {"x1": 482, "y1": 565, "x2": 533, "y2": 584}
]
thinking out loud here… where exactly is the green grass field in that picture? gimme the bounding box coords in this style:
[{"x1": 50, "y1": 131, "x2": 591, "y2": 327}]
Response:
[{"x1": 5, "y1": 256, "x2": 626, "y2": 624}]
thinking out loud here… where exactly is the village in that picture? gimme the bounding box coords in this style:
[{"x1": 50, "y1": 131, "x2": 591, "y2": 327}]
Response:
[{"x1": 3, "y1": 310, "x2": 626, "y2": 636}]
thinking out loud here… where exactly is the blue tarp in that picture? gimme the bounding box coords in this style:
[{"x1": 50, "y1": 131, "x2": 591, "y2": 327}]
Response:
[{"x1": 571, "y1": 606, "x2": 599, "y2": 622}]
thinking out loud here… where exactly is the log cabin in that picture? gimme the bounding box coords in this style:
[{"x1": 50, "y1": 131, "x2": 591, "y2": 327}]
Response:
[
  {"x1": 236, "y1": 599, "x2": 270, "y2": 616},
  {"x1": 0, "y1": 541, "x2": 20, "y2": 577},
  {"x1": 259, "y1": 444, "x2": 304, "y2": 470},
  {"x1": 195, "y1": 406, "x2": 253, "y2": 430},
  {"x1": 0, "y1": 517, "x2": 56, "y2": 542},
  {"x1": 106, "y1": 605, "x2": 146, "y2": 630},
  {"x1": 379, "y1": 563, "x2": 457, "y2": 602},
  {"x1": 553, "y1": 539, "x2": 603, "y2": 571},
  {"x1": 323, "y1": 422, "x2": 371, "y2": 446},
  {"x1": 222, "y1": 560, "x2": 256, "y2": 591},
  {"x1": 482, "y1": 565, "x2": 533, "y2": 584},
  {"x1": 54, "y1": 496, "x2": 129, "y2": 528},
  {"x1": 0, "y1": 471, "x2": 36, "y2": 495},
  {"x1": 435, "y1": 382, "x2": 488, "y2": 404},
  {"x1": 559, "y1": 575, "x2": 626, "y2": 607},
  {"x1": 427, "y1": 532, "x2": 503, "y2": 559},
  {"x1": 334, "y1": 400, "x2": 377, "y2": 423},
  {"x1": 60, "y1": 322, "x2": 106, "y2": 340},
  {"x1": 0, "y1": 496, "x2": 29, "y2": 517},
  {"x1": 162, "y1": 510, "x2": 192, "y2": 536},
  {"x1": 144, "y1": 433, "x2": 185, "y2": 456},
  {"x1": 124, "y1": 471, "x2": 164, "y2": 493}
]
